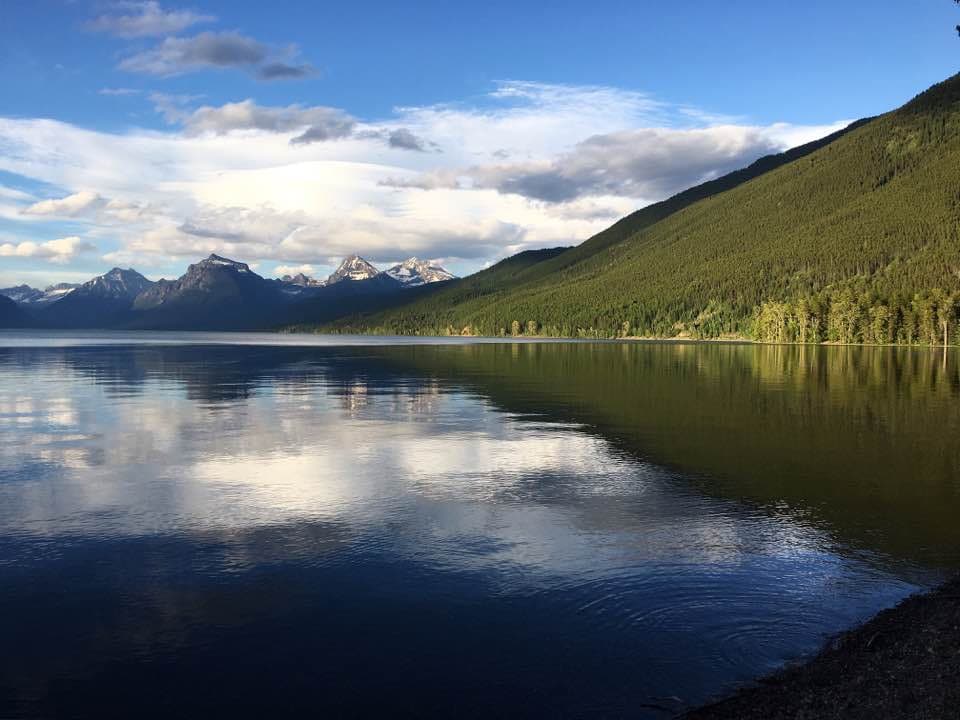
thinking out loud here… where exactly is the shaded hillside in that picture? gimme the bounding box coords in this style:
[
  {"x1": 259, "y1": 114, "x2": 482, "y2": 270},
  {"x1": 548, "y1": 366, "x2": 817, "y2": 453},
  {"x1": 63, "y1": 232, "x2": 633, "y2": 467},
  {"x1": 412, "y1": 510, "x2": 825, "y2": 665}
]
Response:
[
  {"x1": 323, "y1": 247, "x2": 568, "y2": 334},
  {"x1": 0, "y1": 295, "x2": 28, "y2": 328},
  {"x1": 128, "y1": 255, "x2": 285, "y2": 330},
  {"x1": 281, "y1": 274, "x2": 447, "y2": 328},
  {"x1": 332, "y1": 74, "x2": 960, "y2": 342}
]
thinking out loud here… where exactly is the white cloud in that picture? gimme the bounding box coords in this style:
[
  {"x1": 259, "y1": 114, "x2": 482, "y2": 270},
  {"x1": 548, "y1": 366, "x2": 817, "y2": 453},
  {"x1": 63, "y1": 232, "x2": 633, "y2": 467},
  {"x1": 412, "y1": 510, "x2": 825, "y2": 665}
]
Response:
[
  {"x1": 24, "y1": 191, "x2": 105, "y2": 217},
  {"x1": 87, "y1": 1, "x2": 215, "y2": 38},
  {"x1": 0, "y1": 81, "x2": 847, "y2": 278},
  {"x1": 181, "y1": 99, "x2": 356, "y2": 139},
  {"x1": 22, "y1": 191, "x2": 157, "y2": 223},
  {"x1": 0, "y1": 236, "x2": 96, "y2": 264},
  {"x1": 384, "y1": 124, "x2": 833, "y2": 202},
  {"x1": 275, "y1": 264, "x2": 316, "y2": 278}
]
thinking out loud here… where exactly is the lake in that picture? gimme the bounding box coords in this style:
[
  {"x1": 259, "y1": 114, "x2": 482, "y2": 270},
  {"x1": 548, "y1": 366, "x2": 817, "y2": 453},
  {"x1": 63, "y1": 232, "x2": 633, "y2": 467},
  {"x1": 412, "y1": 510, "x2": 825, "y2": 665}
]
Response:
[{"x1": 1, "y1": 333, "x2": 958, "y2": 718}]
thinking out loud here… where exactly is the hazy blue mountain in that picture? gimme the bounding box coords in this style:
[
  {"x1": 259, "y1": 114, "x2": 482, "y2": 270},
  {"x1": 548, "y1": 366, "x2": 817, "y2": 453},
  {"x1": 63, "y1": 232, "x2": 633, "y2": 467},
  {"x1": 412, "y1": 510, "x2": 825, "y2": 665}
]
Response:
[
  {"x1": 41, "y1": 268, "x2": 154, "y2": 328},
  {"x1": 1, "y1": 283, "x2": 81, "y2": 307},
  {"x1": 0, "y1": 295, "x2": 28, "y2": 328}
]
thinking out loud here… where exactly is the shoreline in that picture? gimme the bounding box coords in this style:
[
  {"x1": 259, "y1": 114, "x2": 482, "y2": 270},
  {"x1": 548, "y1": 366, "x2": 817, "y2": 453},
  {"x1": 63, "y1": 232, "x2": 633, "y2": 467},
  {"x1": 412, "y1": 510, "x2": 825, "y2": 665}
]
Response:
[{"x1": 684, "y1": 576, "x2": 960, "y2": 719}]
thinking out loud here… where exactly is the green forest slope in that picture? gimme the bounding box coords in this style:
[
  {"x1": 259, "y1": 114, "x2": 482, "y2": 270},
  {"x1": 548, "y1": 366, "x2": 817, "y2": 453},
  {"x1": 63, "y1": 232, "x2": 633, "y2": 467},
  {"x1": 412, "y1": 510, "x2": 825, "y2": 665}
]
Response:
[{"x1": 330, "y1": 73, "x2": 960, "y2": 344}]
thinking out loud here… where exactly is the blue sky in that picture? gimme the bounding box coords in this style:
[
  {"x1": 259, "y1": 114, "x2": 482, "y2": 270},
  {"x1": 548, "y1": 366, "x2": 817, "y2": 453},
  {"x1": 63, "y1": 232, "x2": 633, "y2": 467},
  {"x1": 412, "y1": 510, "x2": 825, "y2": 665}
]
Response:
[{"x1": 0, "y1": 0, "x2": 958, "y2": 287}]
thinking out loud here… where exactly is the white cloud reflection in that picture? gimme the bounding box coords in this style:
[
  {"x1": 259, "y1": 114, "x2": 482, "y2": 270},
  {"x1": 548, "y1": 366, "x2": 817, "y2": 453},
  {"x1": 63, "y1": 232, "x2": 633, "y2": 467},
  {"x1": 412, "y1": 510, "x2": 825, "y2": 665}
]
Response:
[{"x1": 0, "y1": 351, "x2": 831, "y2": 584}]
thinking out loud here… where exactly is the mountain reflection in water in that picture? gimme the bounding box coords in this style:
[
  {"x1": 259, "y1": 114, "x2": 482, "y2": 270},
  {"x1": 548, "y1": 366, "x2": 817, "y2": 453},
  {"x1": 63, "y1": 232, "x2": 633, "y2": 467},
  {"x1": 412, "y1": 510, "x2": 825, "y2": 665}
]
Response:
[{"x1": 1, "y1": 337, "x2": 957, "y2": 718}]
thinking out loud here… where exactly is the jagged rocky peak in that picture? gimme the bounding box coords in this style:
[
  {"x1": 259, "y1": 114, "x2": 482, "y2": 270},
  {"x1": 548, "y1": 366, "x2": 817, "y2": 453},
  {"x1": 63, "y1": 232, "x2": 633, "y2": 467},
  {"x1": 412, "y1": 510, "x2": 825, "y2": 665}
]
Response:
[
  {"x1": 192, "y1": 254, "x2": 252, "y2": 274},
  {"x1": 327, "y1": 254, "x2": 381, "y2": 285},
  {"x1": 0, "y1": 285, "x2": 44, "y2": 305},
  {"x1": 2, "y1": 282, "x2": 81, "y2": 306},
  {"x1": 280, "y1": 272, "x2": 324, "y2": 287},
  {"x1": 386, "y1": 257, "x2": 457, "y2": 287}
]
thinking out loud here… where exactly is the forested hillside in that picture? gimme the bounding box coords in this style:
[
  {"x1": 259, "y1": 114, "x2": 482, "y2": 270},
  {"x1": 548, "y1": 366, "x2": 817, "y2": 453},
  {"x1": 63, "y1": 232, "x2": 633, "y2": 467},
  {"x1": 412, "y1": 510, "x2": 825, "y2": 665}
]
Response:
[{"x1": 327, "y1": 73, "x2": 960, "y2": 344}]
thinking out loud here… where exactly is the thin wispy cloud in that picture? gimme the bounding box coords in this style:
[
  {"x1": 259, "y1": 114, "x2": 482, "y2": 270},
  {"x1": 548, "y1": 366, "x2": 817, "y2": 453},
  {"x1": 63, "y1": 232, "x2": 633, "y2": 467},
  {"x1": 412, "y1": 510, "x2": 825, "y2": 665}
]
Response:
[
  {"x1": 258, "y1": 62, "x2": 317, "y2": 81},
  {"x1": 86, "y1": 1, "x2": 215, "y2": 38},
  {"x1": 117, "y1": 30, "x2": 317, "y2": 82},
  {"x1": 98, "y1": 87, "x2": 142, "y2": 97}
]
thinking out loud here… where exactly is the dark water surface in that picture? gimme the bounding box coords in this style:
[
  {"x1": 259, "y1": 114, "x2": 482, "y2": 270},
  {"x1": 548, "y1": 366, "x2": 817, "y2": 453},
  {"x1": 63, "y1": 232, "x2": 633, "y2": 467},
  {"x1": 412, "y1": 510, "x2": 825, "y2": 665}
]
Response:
[{"x1": 2, "y1": 333, "x2": 959, "y2": 718}]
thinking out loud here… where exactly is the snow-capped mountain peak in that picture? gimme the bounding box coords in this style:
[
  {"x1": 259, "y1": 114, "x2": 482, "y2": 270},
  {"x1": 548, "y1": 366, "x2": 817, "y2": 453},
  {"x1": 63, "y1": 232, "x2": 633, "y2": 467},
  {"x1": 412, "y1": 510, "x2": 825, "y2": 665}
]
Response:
[
  {"x1": 0, "y1": 283, "x2": 80, "y2": 306},
  {"x1": 385, "y1": 257, "x2": 456, "y2": 287},
  {"x1": 327, "y1": 255, "x2": 381, "y2": 285},
  {"x1": 197, "y1": 254, "x2": 252, "y2": 273}
]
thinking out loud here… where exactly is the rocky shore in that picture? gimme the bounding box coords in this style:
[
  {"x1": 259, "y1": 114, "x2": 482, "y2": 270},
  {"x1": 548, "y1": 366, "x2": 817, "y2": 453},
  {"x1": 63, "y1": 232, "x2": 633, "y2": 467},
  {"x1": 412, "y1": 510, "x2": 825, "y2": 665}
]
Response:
[{"x1": 685, "y1": 577, "x2": 960, "y2": 719}]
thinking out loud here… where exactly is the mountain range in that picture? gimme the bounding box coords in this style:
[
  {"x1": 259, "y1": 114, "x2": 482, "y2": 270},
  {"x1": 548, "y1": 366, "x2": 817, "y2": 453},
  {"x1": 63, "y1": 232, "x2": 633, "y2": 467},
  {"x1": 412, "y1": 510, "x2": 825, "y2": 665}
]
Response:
[
  {"x1": 4, "y1": 73, "x2": 960, "y2": 343},
  {"x1": 0, "y1": 283, "x2": 80, "y2": 307},
  {"x1": 1, "y1": 254, "x2": 456, "y2": 330}
]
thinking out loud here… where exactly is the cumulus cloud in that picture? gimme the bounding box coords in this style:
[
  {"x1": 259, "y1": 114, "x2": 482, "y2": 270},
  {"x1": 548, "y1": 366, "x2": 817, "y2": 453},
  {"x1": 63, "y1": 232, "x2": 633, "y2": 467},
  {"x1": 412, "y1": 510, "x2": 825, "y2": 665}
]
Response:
[
  {"x1": 385, "y1": 125, "x2": 799, "y2": 202},
  {"x1": 275, "y1": 264, "x2": 317, "y2": 278},
  {"x1": 157, "y1": 99, "x2": 357, "y2": 141},
  {"x1": 0, "y1": 236, "x2": 96, "y2": 264},
  {"x1": 86, "y1": 1, "x2": 215, "y2": 38},
  {"x1": 150, "y1": 97, "x2": 427, "y2": 149},
  {"x1": 24, "y1": 191, "x2": 105, "y2": 217},
  {"x1": 119, "y1": 31, "x2": 267, "y2": 76},
  {"x1": 388, "y1": 128, "x2": 429, "y2": 152},
  {"x1": 102, "y1": 198, "x2": 158, "y2": 222},
  {"x1": 22, "y1": 191, "x2": 156, "y2": 223},
  {"x1": 114, "y1": 203, "x2": 528, "y2": 267}
]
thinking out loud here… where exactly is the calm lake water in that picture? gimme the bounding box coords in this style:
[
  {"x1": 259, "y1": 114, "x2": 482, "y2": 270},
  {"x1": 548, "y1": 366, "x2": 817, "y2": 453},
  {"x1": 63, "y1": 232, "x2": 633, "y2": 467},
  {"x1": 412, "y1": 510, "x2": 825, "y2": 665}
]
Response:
[{"x1": 2, "y1": 333, "x2": 959, "y2": 718}]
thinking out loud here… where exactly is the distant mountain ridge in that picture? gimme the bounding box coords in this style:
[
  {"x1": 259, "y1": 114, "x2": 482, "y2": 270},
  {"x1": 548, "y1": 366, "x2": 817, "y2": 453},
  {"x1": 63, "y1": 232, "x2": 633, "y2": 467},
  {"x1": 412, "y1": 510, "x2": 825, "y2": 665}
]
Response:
[
  {"x1": 0, "y1": 283, "x2": 79, "y2": 307},
  {"x1": 1, "y1": 252, "x2": 456, "y2": 330},
  {"x1": 40, "y1": 268, "x2": 154, "y2": 328},
  {"x1": 278, "y1": 255, "x2": 457, "y2": 290}
]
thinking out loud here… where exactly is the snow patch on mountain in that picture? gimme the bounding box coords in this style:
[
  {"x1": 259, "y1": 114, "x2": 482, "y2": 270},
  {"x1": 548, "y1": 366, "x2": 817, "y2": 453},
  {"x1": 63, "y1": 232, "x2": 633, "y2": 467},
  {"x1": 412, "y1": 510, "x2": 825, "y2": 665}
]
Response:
[
  {"x1": 327, "y1": 255, "x2": 381, "y2": 285},
  {"x1": 386, "y1": 258, "x2": 456, "y2": 287},
  {"x1": 0, "y1": 283, "x2": 80, "y2": 306}
]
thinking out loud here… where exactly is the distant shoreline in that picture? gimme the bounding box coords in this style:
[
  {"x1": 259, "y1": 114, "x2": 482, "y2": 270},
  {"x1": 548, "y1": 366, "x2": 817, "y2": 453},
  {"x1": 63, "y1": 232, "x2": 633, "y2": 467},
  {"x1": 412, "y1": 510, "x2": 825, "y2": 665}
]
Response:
[
  {"x1": 684, "y1": 576, "x2": 960, "y2": 719},
  {"x1": 4, "y1": 327, "x2": 960, "y2": 349},
  {"x1": 290, "y1": 327, "x2": 960, "y2": 348}
]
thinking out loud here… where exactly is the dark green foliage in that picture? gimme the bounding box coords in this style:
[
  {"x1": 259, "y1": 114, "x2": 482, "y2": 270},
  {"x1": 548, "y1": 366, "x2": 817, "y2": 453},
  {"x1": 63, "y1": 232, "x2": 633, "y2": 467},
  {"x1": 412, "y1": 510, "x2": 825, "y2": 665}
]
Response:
[{"x1": 324, "y1": 74, "x2": 960, "y2": 345}]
